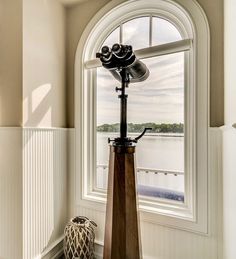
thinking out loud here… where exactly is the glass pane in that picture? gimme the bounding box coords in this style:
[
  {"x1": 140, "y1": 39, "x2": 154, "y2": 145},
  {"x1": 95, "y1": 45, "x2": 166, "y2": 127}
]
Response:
[
  {"x1": 123, "y1": 17, "x2": 149, "y2": 49},
  {"x1": 96, "y1": 67, "x2": 119, "y2": 190},
  {"x1": 152, "y1": 17, "x2": 182, "y2": 45},
  {"x1": 102, "y1": 27, "x2": 120, "y2": 48},
  {"x1": 129, "y1": 53, "x2": 184, "y2": 200},
  {"x1": 96, "y1": 52, "x2": 185, "y2": 202}
]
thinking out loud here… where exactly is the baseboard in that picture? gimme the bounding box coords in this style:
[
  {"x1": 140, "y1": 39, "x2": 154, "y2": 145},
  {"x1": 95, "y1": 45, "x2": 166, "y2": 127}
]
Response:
[
  {"x1": 94, "y1": 241, "x2": 103, "y2": 259},
  {"x1": 94, "y1": 252, "x2": 103, "y2": 259},
  {"x1": 41, "y1": 237, "x2": 102, "y2": 259},
  {"x1": 41, "y1": 236, "x2": 64, "y2": 259}
]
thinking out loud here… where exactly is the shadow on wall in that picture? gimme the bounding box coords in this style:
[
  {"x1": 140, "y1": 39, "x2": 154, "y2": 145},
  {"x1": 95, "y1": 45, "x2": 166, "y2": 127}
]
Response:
[
  {"x1": 23, "y1": 83, "x2": 53, "y2": 127},
  {"x1": 23, "y1": 0, "x2": 66, "y2": 128}
]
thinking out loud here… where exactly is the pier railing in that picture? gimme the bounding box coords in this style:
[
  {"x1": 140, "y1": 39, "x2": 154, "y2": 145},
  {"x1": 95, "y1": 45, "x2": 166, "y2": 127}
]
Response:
[
  {"x1": 97, "y1": 164, "x2": 183, "y2": 176},
  {"x1": 96, "y1": 164, "x2": 184, "y2": 201}
]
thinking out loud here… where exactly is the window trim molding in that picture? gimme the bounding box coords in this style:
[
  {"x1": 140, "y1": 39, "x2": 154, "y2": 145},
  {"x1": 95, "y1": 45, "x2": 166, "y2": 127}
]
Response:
[{"x1": 75, "y1": 0, "x2": 210, "y2": 234}]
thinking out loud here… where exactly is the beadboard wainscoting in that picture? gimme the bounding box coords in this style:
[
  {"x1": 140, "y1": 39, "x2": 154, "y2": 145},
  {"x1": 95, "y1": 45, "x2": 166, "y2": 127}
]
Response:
[
  {"x1": 0, "y1": 127, "x2": 69, "y2": 259},
  {"x1": 0, "y1": 128, "x2": 23, "y2": 259},
  {"x1": 23, "y1": 128, "x2": 68, "y2": 259},
  {"x1": 69, "y1": 128, "x2": 223, "y2": 259}
]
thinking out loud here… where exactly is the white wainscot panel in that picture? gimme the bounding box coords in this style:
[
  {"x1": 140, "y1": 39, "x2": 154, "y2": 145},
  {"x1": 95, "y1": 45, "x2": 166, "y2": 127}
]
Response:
[
  {"x1": 69, "y1": 128, "x2": 222, "y2": 259},
  {"x1": 23, "y1": 128, "x2": 68, "y2": 259},
  {"x1": 222, "y1": 125, "x2": 236, "y2": 259},
  {"x1": 0, "y1": 128, "x2": 23, "y2": 259}
]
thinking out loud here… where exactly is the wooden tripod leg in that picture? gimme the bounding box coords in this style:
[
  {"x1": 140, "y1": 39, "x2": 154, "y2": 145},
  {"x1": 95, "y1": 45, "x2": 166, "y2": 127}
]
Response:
[{"x1": 103, "y1": 145, "x2": 142, "y2": 259}]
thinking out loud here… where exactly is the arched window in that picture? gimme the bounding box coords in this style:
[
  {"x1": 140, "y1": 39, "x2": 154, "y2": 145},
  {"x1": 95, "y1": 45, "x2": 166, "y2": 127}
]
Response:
[
  {"x1": 75, "y1": 0, "x2": 209, "y2": 232},
  {"x1": 96, "y1": 16, "x2": 186, "y2": 199}
]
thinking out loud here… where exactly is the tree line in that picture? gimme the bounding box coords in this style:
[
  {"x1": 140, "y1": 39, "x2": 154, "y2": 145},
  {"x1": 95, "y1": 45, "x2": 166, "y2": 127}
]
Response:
[{"x1": 97, "y1": 123, "x2": 184, "y2": 133}]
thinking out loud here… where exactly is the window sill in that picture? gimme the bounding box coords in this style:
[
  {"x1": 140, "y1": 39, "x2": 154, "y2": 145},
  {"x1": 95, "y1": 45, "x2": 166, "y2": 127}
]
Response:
[{"x1": 79, "y1": 190, "x2": 207, "y2": 235}]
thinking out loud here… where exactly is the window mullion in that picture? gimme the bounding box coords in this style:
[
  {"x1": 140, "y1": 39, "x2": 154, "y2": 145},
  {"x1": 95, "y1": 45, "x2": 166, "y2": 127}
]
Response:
[
  {"x1": 149, "y1": 14, "x2": 153, "y2": 47},
  {"x1": 120, "y1": 24, "x2": 123, "y2": 44}
]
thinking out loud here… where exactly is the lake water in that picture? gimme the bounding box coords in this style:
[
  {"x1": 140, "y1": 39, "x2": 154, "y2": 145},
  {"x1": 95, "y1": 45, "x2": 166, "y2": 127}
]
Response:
[{"x1": 96, "y1": 132, "x2": 184, "y2": 193}]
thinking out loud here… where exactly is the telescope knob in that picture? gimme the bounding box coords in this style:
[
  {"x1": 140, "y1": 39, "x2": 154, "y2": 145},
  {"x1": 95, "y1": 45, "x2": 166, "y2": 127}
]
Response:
[
  {"x1": 115, "y1": 87, "x2": 122, "y2": 92},
  {"x1": 96, "y1": 53, "x2": 101, "y2": 58},
  {"x1": 108, "y1": 138, "x2": 115, "y2": 144}
]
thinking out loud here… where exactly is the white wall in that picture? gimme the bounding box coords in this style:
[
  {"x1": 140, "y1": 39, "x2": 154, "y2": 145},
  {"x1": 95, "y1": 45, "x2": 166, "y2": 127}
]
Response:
[
  {"x1": 224, "y1": 0, "x2": 236, "y2": 126},
  {"x1": 0, "y1": 1, "x2": 68, "y2": 258},
  {"x1": 0, "y1": 1, "x2": 22, "y2": 126},
  {"x1": 22, "y1": 1, "x2": 68, "y2": 258},
  {"x1": 23, "y1": 0, "x2": 66, "y2": 127},
  {"x1": 66, "y1": 0, "x2": 112, "y2": 127}
]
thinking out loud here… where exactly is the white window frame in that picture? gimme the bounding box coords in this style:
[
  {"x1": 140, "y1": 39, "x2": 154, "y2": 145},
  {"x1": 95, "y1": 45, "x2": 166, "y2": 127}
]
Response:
[{"x1": 75, "y1": 0, "x2": 210, "y2": 234}]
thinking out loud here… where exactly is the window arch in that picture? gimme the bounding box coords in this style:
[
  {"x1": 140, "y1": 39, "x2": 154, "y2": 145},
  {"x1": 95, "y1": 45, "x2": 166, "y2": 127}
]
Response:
[
  {"x1": 75, "y1": 0, "x2": 209, "y2": 233},
  {"x1": 101, "y1": 15, "x2": 183, "y2": 50}
]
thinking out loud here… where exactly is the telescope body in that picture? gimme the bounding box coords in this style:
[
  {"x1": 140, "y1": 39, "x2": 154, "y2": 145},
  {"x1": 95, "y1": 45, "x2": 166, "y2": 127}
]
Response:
[
  {"x1": 103, "y1": 145, "x2": 141, "y2": 259},
  {"x1": 97, "y1": 44, "x2": 149, "y2": 83},
  {"x1": 96, "y1": 44, "x2": 150, "y2": 259}
]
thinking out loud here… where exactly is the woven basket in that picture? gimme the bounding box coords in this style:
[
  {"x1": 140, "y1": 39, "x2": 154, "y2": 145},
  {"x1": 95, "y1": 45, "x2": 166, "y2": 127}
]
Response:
[{"x1": 63, "y1": 216, "x2": 97, "y2": 259}]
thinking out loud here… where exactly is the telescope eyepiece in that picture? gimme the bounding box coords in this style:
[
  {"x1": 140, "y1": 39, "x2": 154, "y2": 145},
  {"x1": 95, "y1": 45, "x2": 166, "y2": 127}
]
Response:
[
  {"x1": 111, "y1": 43, "x2": 121, "y2": 53},
  {"x1": 97, "y1": 45, "x2": 113, "y2": 63},
  {"x1": 112, "y1": 44, "x2": 131, "y2": 58},
  {"x1": 101, "y1": 46, "x2": 111, "y2": 58},
  {"x1": 101, "y1": 45, "x2": 110, "y2": 54}
]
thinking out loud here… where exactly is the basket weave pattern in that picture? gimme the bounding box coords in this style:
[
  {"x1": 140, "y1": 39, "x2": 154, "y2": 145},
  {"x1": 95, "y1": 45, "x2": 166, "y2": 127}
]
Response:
[{"x1": 64, "y1": 216, "x2": 96, "y2": 259}]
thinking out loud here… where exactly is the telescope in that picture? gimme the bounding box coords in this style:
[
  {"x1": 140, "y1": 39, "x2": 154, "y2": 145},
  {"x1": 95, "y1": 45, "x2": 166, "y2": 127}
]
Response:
[
  {"x1": 96, "y1": 43, "x2": 151, "y2": 145},
  {"x1": 97, "y1": 44, "x2": 151, "y2": 259},
  {"x1": 96, "y1": 43, "x2": 149, "y2": 83}
]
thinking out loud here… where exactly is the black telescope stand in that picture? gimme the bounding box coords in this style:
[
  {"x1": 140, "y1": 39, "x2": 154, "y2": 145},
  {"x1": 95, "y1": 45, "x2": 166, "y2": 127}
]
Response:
[{"x1": 103, "y1": 68, "x2": 151, "y2": 259}]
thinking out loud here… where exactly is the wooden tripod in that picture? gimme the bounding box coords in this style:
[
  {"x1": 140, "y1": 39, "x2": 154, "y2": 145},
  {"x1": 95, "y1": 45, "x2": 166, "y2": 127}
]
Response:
[{"x1": 103, "y1": 144, "x2": 142, "y2": 259}]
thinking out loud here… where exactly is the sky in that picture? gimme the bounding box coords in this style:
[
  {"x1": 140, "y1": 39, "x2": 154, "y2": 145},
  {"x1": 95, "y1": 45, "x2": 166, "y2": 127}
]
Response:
[{"x1": 96, "y1": 17, "x2": 184, "y2": 125}]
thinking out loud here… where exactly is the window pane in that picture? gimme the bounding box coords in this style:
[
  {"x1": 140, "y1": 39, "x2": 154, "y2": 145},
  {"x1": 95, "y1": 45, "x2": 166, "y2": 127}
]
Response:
[
  {"x1": 152, "y1": 17, "x2": 182, "y2": 45},
  {"x1": 96, "y1": 52, "x2": 185, "y2": 202},
  {"x1": 102, "y1": 27, "x2": 120, "y2": 48},
  {"x1": 123, "y1": 17, "x2": 149, "y2": 49},
  {"x1": 129, "y1": 53, "x2": 184, "y2": 199},
  {"x1": 96, "y1": 67, "x2": 119, "y2": 189}
]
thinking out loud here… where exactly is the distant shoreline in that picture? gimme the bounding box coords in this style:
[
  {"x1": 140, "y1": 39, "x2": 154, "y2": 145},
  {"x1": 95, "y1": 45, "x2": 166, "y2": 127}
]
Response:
[
  {"x1": 97, "y1": 132, "x2": 184, "y2": 137},
  {"x1": 97, "y1": 123, "x2": 184, "y2": 134}
]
